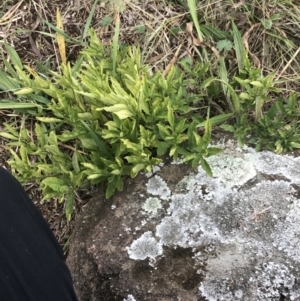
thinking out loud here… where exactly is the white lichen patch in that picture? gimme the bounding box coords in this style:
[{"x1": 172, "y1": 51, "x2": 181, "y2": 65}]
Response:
[
  {"x1": 123, "y1": 295, "x2": 136, "y2": 301},
  {"x1": 126, "y1": 139, "x2": 300, "y2": 300},
  {"x1": 142, "y1": 197, "x2": 162, "y2": 215},
  {"x1": 126, "y1": 231, "x2": 163, "y2": 260},
  {"x1": 251, "y1": 151, "x2": 300, "y2": 185},
  {"x1": 271, "y1": 199, "x2": 300, "y2": 261},
  {"x1": 253, "y1": 262, "x2": 296, "y2": 300},
  {"x1": 156, "y1": 192, "x2": 222, "y2": 248},
  {"x1": 205, "y1": 152, "x2": 256, "y2": 188},
  {"x1": 146, "y1": 175, "x2": 171, "y2": 200}
]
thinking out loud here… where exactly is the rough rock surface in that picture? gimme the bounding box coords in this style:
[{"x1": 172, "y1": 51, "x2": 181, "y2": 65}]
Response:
[{"x1": 67, "y1": 139, "x2": 300, "y2": 301}]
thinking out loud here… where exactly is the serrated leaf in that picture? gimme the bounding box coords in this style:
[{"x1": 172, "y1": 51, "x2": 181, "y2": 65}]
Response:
[{"x1": 216, "y1": 39, "x2": 233, "y2": 52}]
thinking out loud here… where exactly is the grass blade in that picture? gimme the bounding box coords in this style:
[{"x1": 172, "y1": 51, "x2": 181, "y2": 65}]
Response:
[
  {"x1": 218, "y1": 57, "x2": 229, "y2": 101},
  {"x1": 82, "y1": 0, "x2": 99, "y2": 40},
  {"x1": 187, "y1": 0, "x2": 204, "y2": 42},
  {"x1": 196, "y1": 113, "x2": 233, "y2": 127},
  {"x1": 112, "y1": 12, "x2": 120, "y2": 77},
  {"x1": 0, "y1": 70, "x2": 19, "y2": 90},
  {"x1": 4, "y1": 41, "x2": 23, "y2": 70},
  {"x1": 232, "y1": 20, "x2": 245, "y2": 72},
  {"x1": 0, "y1": 102, "x2": 39, "y2": 109}
]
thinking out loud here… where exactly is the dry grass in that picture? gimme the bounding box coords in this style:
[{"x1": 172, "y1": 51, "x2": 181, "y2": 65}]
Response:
[{"x1": 1, "y1": 0, "x2": 300, "y2": 249}]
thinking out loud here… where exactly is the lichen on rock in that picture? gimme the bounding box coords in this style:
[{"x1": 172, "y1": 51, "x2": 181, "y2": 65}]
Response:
[
  {"x1": 146, "y1": 175, "x2": 171, "y2": 200},
  {"x1": 126, "y1": 231, "x2": 163, "y2": 261},
  {"x1": 126, "y1": 139, "x2": 300, "y2": 300},
  {"x1": 142, "y1": 197, "x2": 162, "y2": 215},
  {"x1": 123, "y1": 295, "x2": 136, "y2": 301},
  {"x1": 67, "y1": 138, "x2": 300, "y2": 300}
]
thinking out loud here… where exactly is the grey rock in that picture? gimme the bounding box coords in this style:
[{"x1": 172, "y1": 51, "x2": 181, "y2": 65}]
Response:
[{"x1": 67, "y1": 139, "x2": 300, "y2": 301}]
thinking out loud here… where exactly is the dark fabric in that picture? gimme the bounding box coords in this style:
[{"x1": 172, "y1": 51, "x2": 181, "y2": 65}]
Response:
[{"x1": 0, "y1": 166, "x2": 78, "y2": 301}]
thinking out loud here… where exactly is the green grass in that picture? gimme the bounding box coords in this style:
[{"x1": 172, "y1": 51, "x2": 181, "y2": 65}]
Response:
[{"x1": 1, "y1": 0, "x2": 300, "y2": 219}]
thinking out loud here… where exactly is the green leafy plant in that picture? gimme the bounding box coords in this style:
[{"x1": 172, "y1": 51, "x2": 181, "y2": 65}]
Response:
[
  {"x1": 221, "y1": 54, "x2": 300, "y2": 153},
  {"x1": 0, "y1": 29, "x2": 223, "y2": 219}
]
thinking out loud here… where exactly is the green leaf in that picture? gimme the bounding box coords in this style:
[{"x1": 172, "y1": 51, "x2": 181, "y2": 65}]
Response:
[
  {"x1": 14, "y1": 88, "x2": 34, "y2": 95},
  {"x1": 206, "y1": 147, "x2": 223, "y2": 156},
  {"x1": 112, "y1": 13, "x2": 120, "y2": 76},
  {"x1": 80, "y1": 120, "x2": 110, "y2": 157},
  {"x1": 239, "y1": 92, "x2": 251, "y2": 100},
  {"x1": 36, "y1": 117, "x2": 63, "y2": 123},
  {"x1": 131, "y1": 163, "x2": 145, "y2": 177},
  {"x1": 261, "y1": 18, "x2": 272, "y2": 30},
  {"x1": 41, "y1": 177, "x2": 70, "y2": 193},
  {"x1": 115, "y1": 176, "x2": 123, "y2": 191},
  {"x1": 167, "y1": 103, "x2": 174, "y2": 128},
  {"x1": 0, "y1": 70, "x2": 19, "y2": 90},
  {"x1": 4, "y1": 41, "x2": 23, "y2": 70},
  {"x1": 106, "y1": 181, "x2": 116, "y2": 198},
  {"x1": 220, "y1": 124, "x2": 235, "y2": 132},
  {"x1": 251, "y1": 81, "x2": 264, "y2": 87},
  {"x1": 196, "y1": 113, "x2": 232, "y2": 127},
  {"x1": 157, "y1": 123, "x2": 171, "y2": 139},
  {"x1": 102, "y1": 104, "x2": 133, "y2": 119},
  {"x1": 135, "y1": 25, "x2": 146, "y2": 34},
  {"x1": 82, "y1": 0, "x2": 100, "y2": 39},
  {"x1": 290, "y1": 142, "x2": 300, "y2": 148},
  {"x1": 200, "y1": 157, "x2": 212, "y2": 176},
  {"x1": 0, "y1": 102, "x2": 39, "y2": 109},
  {"x1": 122, "y1": 139, "x2": 141, "y2": 152},
  {"x1": 255, "y1": 95, "x2": 265, "y2": 121},
  {"x1": 65, "y1": 192, "x2": 75, "y2": 221},
  {"x1": 0, "y1": 132, "x2": 19, "y2": 140},
  {"x1": 100, "y1": 16, "x2": 113, "y2": 26},
  {"x1": 216, "y1": 39, "x2": 233, "y2": 52},
  {"x1": 72, "y1": 151, "x2": 80, "y2": 173},
  {"x1": 231, "y1": 21, "x2": 244, "y2": 71},
  {"x1": 157, "y1": 141, "x2": 170, "y2": 155}
]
